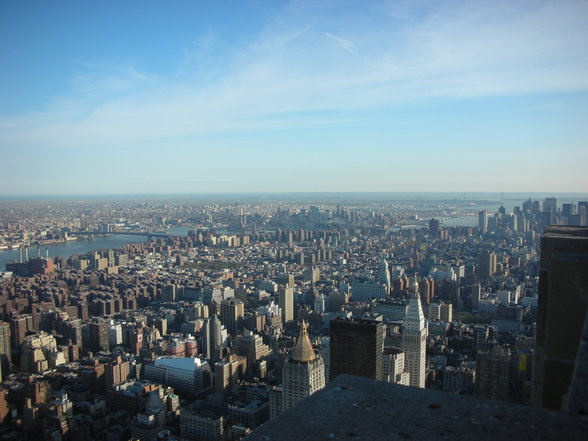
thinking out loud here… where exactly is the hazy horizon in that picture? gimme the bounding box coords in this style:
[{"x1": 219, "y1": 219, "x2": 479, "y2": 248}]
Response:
[{"x1": 1, "y1": 191, "x2": 587, "y2": 201}]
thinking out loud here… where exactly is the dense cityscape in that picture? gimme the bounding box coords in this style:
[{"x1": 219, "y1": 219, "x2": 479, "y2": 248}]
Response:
[
  {"x1": 0, "y1": 194, "x2": 585, "y2": 440},
  {"x1": 2, "y1": 1, "x2": 588, "y2": 440}
]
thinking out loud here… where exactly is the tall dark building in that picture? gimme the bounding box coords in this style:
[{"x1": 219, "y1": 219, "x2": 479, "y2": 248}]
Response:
[
  {"x1": 533, "y1": 226, "x2": 588, "y2": 410},
  {"x1": 329, "y1": 317, "x2": 384, "y2": 381},
  {"x1": 477, "y1": 252, "x2": 497, "y2": 279},
  {"x1": 475, "y1": 346, "x2": 510, "y2": 401},
  {"x1": 478, "y1": 210, "x2": 488, "y2": 234},
  {"x1": 89, "y1": 319, "x2": 109, "y2": 352},
  {"x1": 0, "y1": 322, "x2": 11, "y2": 377},
  {"x1": 428, "y1": 218, "x2": 440, "y2": 237},
  {"x1": 10, "y1": 316, "x2": 30, "y2": 349}
]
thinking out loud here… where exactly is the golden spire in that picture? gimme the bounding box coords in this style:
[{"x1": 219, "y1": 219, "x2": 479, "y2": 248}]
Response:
[{"x1": 291, "y1": 320, "x2": 316, "y2": 363}]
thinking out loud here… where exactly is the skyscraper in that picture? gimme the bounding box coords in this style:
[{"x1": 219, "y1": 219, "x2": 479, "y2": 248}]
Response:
[
  {"x1": 0, "y1": 322, "x2": 11, "y2": 377},
  {"x1": 477, "y1": 252, "x2": 497, "y2": 279},
  {"x1": 278, "y1": 286, "x2": 294, "y2": 324},
  {"x1": 202, "y1": 316, "x2": 227, "y2": 363},
  {"x1": 377, "y1": 255, "x2": 391, "y2": 294},
  {"x1": 281, "y1": 321, "x2": 325, "y2": 412},
  {"x1": 89, "y1": 319, "x2": 110, "y2": 352},
  {"x1": 533, "y1": 226, "x2": 588, "y2": 410},
  {"x1": 428, "y1": 218, "x2": 440, "y2": 237},
  {"x1": 402, "y1": 276, "x2": 427, "y2": 388},
  {"x1": 479, "y1": 210, "x2": 488, "y2": 234},
  {"x1": 329, "y1": 317, "x2": 384, "y2": 381}
]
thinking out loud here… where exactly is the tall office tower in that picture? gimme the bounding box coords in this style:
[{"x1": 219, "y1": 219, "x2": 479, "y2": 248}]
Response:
[
  {"x1": 281, "y1": 321, "x2": 325, "y2": 413},
  {"x1": 475, "y1": 346, "x2": 510, "y2": 401},
  {"x1": 203, "y1": 316, "x2": 227, "y2": 362},
  {"x1": 402, "y1": 277, "x2": 427, "y2": 388},
  {"x1": 428, "y1": 218, "x2": 440, "y2": 237},
  {"x1": 144, "y1": 357, "x2": 213, "y2": 398},
  {"x1": 220, "y1": 299, "x2": 244, "y2": 334},
  {"x1": 377, "y1": 255, "x2": 391, "y2": 294},
  {"x1": 278, "y1": 286, "x2": 294, "y2": 324},
  {"x1": 201, "y1": 318, "x2": 212, "y2": 360},
  {"x1": 477, "y1": 252, "x2": 497, "y2": 279},
  {"x1": 478, "y1": 210, "x2": 488, "y2": 234},
  {"x1": 533, "y1": 226, "x2": 588, "y2": 410},
  {"x1": 89, "y1": 319, "x2": 109, "y2": 352},
  {"x1": 329, "y1": 317, "x2": 384, "y2": 381},
  {"x1": 0, "y1": 322, "x2": 11, "y2": 376},
  {"x1": 543, "y1": 197, "x2": 557, "y2": 215}
]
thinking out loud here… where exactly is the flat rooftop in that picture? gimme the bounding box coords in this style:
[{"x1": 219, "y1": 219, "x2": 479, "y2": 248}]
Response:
[{"x1": 245, "y1": 375, "x2": 588, "y2": 441}]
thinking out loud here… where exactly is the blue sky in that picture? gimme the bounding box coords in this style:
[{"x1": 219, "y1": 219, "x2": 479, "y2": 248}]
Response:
[{"x1": 1, "y1": 0, "x2": 587, "y2": 195}]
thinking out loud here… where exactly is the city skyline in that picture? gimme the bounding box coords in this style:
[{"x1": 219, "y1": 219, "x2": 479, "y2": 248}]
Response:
[
  {"x1": 0, "y1": 192, "x2": 587, "y2": 438},
  {"x1": 1, "y1": 0, "x2": 588, "y2": 194}
]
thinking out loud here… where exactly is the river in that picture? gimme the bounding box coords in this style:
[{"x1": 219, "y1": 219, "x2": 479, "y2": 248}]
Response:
[{"x1": 0, "y1": 226, "x2": 192, "y2": 270}]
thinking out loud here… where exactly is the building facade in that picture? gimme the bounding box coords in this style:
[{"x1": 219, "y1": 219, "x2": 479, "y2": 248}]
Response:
[
  {"x1": 281, "y1": 321, "x2": 325, "y2": 412},
  {"x1": 402, "y1": 277, "x2": 427, "y2": 388},
  {"x1": 329, "y1": 317, "x2": 384, "y2": 381}
]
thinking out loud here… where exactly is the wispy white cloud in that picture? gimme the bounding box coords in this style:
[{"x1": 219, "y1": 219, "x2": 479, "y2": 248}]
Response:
[{"x1": 325, "y1": 32, "x2": 358, "y2": 56}]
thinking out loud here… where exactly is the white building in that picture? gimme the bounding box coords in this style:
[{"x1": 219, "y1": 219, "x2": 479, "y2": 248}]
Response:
[
  {"x1": 144, "y1": 357, "x2": 212, "y2": 398},
  {"x1": 377, "y1": 255, "x2": 391, "y2": 294},
  {"x1": 109, "y1": 321, "x2": 123, "y2": 346},
  {"x1": 351, "y1": 281, "x2": 388, "y2": 302},
  {"x1": 280, "y1": 321, "x2": 325, "y2": 413},
  {"x1": 382, "y1": 347, "x2": 410, "y2": 385},
  {"x1": 402, "y1": 277, "x2": 427, "y2": 388}
]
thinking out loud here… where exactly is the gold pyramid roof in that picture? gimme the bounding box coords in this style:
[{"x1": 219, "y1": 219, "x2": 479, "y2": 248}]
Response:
[{"x1": 292, "y1": 320, "x2": 316, "y2": 363}]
